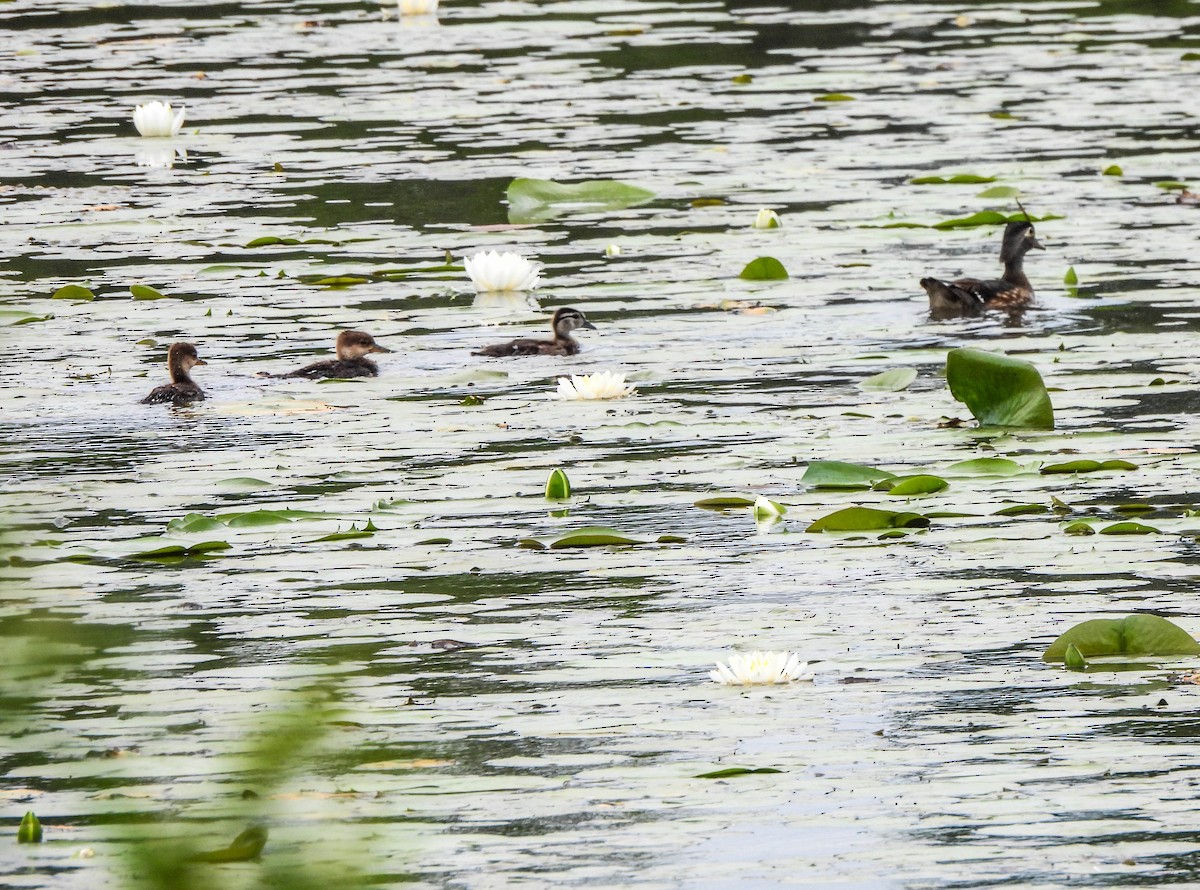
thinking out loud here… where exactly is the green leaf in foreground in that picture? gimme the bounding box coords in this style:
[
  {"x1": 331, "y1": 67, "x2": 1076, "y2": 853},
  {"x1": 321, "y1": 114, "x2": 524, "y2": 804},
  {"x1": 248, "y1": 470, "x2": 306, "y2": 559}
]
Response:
[
  {"x1": 1063, "y1": 521, "x2": 1096, "y2": 536},
  {"x1": 506, "y1": 177, "x2": 655, "y2": 223},
  {"x1": 1155, "y1": 181, "x2": 1189, "y2": 191},
  {"x1": 545, "y1": 468, "x2": 571, "y2": 500},
  {"x1": 801, "y1": 460, "x2": 896, "y2": 490},
  {"x1": 1043, "y1": 614, "x2": 1200, "y2": 662},
  {"x1": 17, "y1": 812, "x2": 42, "y2": 844},
  {"x1": 858, "y1": 368, "x2": 917, "y2": 392},
  {"x1": 0, "y1": 310, "x2": 52, "y2": 326},
  {"x1": 910, "y1": 174, "x2": 996, "y2": 185},
  {"x1": 694, "y1": 495, "x2": 756, "y2": 509},
  {"x1": 806, "y1": 507, "x2": 929, "y2": 532},
  {"x1": 887, "y1": 475, "x2": 948, "y2": 497},
  {"x1": 130, "y1": 284, "x2": 166, "y2": 300},
  {"x1": 695, "y1": 767, "x2": 783, "y2": 779},
  {"x1": 946, "y1": 347, "x2": 1054, "y2": 429},
  {"x1": 52, "y1": 285, "x2": 96, "y2": 301},
  {"x1": 739, "y1": 257, "x2": 789, "y2": 280},
  {"x1": 188, "y1": 825, "x2": 269, "y2": 863}
]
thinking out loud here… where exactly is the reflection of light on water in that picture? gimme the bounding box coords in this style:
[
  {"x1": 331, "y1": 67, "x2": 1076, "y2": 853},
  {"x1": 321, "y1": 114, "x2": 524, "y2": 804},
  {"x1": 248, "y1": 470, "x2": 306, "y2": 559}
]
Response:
[
  {"x1": 472, "y1": 291, "x2": 540, "y2": 311},
  {"x1": 135, "y1": 145, "x2": 187, "y2": 168}
]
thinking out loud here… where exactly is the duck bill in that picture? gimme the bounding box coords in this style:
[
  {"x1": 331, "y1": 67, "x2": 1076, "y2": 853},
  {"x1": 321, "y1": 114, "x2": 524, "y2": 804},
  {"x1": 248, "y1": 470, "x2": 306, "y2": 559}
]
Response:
[
  {"x1": 581, "y1": 321, "x2": 598, "y2": 330},
  {"x1": 1030, "y1": 237, "x2": 1045, "y2": 250},
  {"x1": 193, "y1": 359, "x2": 209, "y2": 366},
  {"x1": 370, "y1": 345, "x2": 393, "y2": 354}
]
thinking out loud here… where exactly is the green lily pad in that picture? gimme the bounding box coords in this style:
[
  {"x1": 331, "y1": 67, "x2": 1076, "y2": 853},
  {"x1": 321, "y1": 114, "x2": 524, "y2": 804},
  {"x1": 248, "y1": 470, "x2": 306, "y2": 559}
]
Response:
[
  {"x1": 312, "y1": 276, "x2": 370, "y2": 287},
  {"x1": 549, "y1": 526, "x2": 648, "y2": 548},
  {"x1": 933, "y1": 211, "x2": 1061, "y2": 230},
  {"x1": 1043, "y1": 615, "x2": 1200, "y2": 662},
  {"x1": 130, "y1": 284, "x2": 166, "y2": 300},
  {"x1": 694, "y1": 495, "x2": 756, "y2": 509},
  {"x1": 0, "y1": 310, "x2": 52, "y2": 326},
  {"x1": 1155, "y1": 181, "x2": 1189, "y2": 191},
  {"x1": 166, "y1": 513, "x2": 226, "y2": 534},
  {"x1": 1102, "y1": 164, "x2": 1123, "y2": 176},
  {"x1": 994, "y1": 503, "x2": 1050, "y2": 516},
  {"x1": 946, "y1": 347, "x2": 1054, "y2": 429},
  {"x1": 910, "y1": 174, "x2": 996, "y2": 185},
  {"x1": 545, "y1": 468, "x2": 571, "y2": 501},
  {"x1": 858, "y1": 368, "x2": 917, "y2": 392},
  {"x1": 51, "y1": 285, "x2": 96, "y2": 301},
  {"x1": 129, "y1": 541, "x2": 231, "y2": 560},
  {"x1": 1063, "y1": 521, "x2": 1097, "y2": 536},
  {"x1": 944, "y1": 457, "x2": 1027, "y2": 476},
  {"x1": 801, "y1": 461, "x2": 896, "y2": 490},
  {"x1": 695, "y1": 767, "x2": 783, "y2": 779},
  {"x1": 1063, "y1": 266, "x2": 1078, "y2": 285},
  {"x1": 739, "y1": 257, "x2": 789, "y2": 280},
  {"x1": 506, "y1": 177, "x2": 655, "y2": 224},
  {"x1": 976, "y1": 186, "x2": 1020, "y2": 198},
  {"x1": 216, "y1": 476, "x2": 272, "y2": 490},
  {"x1": 1098, "y1": 521, "x2": 1160, "y2": 535},
  {"x1": 1040, "y1": 458, "x2": 1137, "y2": 474},
  {"x1": 815, "y1": 93, "x2": 854, "y2": 101},
  {"x1": 189, "y1": 825, "x2": 269, "y2": 864},
  {"x1": 887, "y1": 475, "x2": 948, "y2": 497},
  {"x1": 312, "y1": 520, "x2": 377, "y2": 542},
  {"x1": 806, "y1": 507, "x2": 929, "y2": 533}
]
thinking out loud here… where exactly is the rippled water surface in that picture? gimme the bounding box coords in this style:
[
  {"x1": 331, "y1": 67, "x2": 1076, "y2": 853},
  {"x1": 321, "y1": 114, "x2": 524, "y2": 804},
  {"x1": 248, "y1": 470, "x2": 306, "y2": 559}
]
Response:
[{"x1": 6, "y1": 0, "x2": 1200, "y2": 887}]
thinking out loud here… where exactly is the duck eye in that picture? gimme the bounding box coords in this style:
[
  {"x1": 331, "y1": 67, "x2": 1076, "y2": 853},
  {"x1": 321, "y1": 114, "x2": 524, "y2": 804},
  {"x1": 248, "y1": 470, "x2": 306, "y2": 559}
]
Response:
[{"x1": 1025, "y1": 229, "x2": 1034, "y2": 238}]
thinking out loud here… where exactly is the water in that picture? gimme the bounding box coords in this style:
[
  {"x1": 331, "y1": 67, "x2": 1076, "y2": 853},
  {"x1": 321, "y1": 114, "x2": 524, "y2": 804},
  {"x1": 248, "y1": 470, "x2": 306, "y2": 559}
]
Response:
[{"x1": 5, "y1": 0, "x2": 1200, "y2": 886}]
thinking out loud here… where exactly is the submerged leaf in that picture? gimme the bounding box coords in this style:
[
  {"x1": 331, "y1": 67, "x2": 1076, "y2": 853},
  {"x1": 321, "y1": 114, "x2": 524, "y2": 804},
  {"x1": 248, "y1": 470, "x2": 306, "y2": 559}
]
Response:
[
  {"x1": 858, "y1": 368, "x2": 917, "y2": 392},
  {"x1": 739, "y1": 257, "x2": 789, "y2": 280},
  {"x1": 946, "y1": 348, "x2": 1054, "y2": 429},
  {"x1": 801, "y1": 461, "x2": 896, "y2": 490},
  {"x1": 506, "y1": 177, "x2": 654, "y2": 223},
  {"x1": 1043, "y1": 615, "x2": 1200, "y2": 662}
]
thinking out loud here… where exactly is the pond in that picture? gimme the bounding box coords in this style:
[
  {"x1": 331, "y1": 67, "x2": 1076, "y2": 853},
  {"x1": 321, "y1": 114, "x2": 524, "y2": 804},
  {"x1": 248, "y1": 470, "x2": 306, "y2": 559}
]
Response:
[{"x1": 6, "y1": 0, "x2": 1200, "y2": 886}]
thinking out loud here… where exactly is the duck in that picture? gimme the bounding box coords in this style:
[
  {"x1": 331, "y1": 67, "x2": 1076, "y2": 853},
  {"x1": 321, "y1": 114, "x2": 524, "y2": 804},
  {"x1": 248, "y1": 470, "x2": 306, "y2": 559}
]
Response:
[
  {"x1": 141, "y1": 342, "x2": 206, "y2": 406},
  {"x1": 921, "y1": 219, "x2": 1045, "y2": 318},
  {"x1": 471, "y1": 307, "x2": 596, "y2": 357},
  {"x1": 267, "y1": 330, "x2": 392, "y2": 379}
]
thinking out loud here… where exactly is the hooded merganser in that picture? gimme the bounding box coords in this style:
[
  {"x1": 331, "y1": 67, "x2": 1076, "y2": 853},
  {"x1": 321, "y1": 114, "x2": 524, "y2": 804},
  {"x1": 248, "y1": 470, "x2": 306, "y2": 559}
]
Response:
[
  {"x1": 268, "y1": 330, "x2": 392, "y2": 379},
  {"x1": 141, "y1": 342, "x2": 206, "y2": 405},
  {"x1": 921, "y1": 220, "x2": 1045, "y2": 318},
  {"x1": 471, "y1": 307, "x2": 597, "y2": 357}
]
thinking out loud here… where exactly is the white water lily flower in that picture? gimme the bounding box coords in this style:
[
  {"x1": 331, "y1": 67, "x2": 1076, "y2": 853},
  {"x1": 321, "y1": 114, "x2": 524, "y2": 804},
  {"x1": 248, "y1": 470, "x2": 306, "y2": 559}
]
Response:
[
  {"x1": 133, "y1": 101, "x2": 186, "y2": 138},
  {"x1": 752, "y1": 496, "x2": 785, "y2": 520},
  {"x1": 398, "y1": 0, "x2": 438, "y2": 13},
  {"x1": 710, "y1": 651, "x2": 807, "y2": 686},
  {"x1": 464, "y1": 251, "x2": 541, "y2": 294},
  {"x1": 752, "y1": 208, "x2": 782, "y2": 229},
  {"x1": 555, "y1": 372, "x2": 636, "y2": 401},
  {"x1": 604, "y1": 244, "x2": 622, "y2": 257}
]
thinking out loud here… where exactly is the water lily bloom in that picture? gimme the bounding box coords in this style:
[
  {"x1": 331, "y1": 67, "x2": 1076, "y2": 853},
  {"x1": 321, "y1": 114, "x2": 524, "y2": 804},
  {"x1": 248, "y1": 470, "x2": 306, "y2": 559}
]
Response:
[
  {"x1": 398, "y1": 0, "x2": 438, "y2": 13},
  {"x1": 604, "y1": 244, "x2": 622, "y2": 257},
  {"x1": 752, "y1": 208, "x2": 781, "y2": 229},
  {"x1": 555, "y1": 372, "x2": 636, "y2": 401},
  {"x1": 464, "y1": 251, "x2": 541, "y2": 294},
  {"x1": 133, "y1": 101, "x2": 186, "y2": 138},
  {"x1": 710, "y1": 651, "x2": 807, "y2": 686}
]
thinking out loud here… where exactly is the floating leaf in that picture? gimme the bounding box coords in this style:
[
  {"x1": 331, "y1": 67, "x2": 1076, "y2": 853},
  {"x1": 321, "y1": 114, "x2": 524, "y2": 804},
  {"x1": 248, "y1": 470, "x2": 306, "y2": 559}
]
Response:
[
  {"x1": 312, "y1": 521, "x2": 376, "y2": 542},
  {"x1": 245, "y1": 236, "x2": 300, "y2": 248},
  {"x1": 731, "y1": 74, "x2": 753, "y2": 84},
  {"x1": 1043, "y1": 615, "x2": 1200, "y2": 662},
  {"x1": 694, "y1": 495, "x2": 756, "y2": 509},
  {"x1": 695, "y1": 767, "x2": 783, "y2": 779},
  {"x1": 858, "y1": 368, "x2": 917, "y2": 392},
  {"x1": 130, "y1": 284, "x2": 166, "y2": 300},
  {"x1": 656, "y1": 534, "x2": 688, "y2": 544},
  {"x1": 1183, "y1": 52, "x2": 1200, "y2": 61},
  {"x1": 0, "y1": 309, "x2": 52, "y2": 326},
  {"x1": 1063, "y1": 266, "x2": 1078, "y2": 285},
  {"x1": 216, "y1": 476, "x2": 272, "y2": 490},
  {"x1": 1114, "y1": 503, "x2": 1154, "y2": 514},
  {"x1": 976, "y1": 186, "x2": 1020, "y2": 198},
  {"x1": 1102, "y1": 164, "x2": 1123, "y2": 176},
  {"x1": 166, "y1": 513, "x2": 225, "y2": 534},
  {"x1": 1155, "y1": 181, "x2": 1189, "y2": 191},
  {"x1": 739, "y1": 257, "x2": 789, "y2": 280},
  {"x1": 801, "y1": 461, "x2": 896, "y2": 490},
  {"x1": 946, "y1": 347, "x2": 1054, "y2": 429},
  {"x1": 933, "y1": 211, "x2": 1061, "y2": 230},
  {"x1": 460, "y1": 395, "x2": 485, "y2": 406},
  {"x1": 189, "y1": 825, "x2": 269, "y2": 864},
  {"x1": 994, "y1": 503, "x2": 1049, "y2": 516},
  {"x1": 416, "y1": 537, "x2": 452, "y2": 546},
  {"x1": 1063, "y1": 521, "x2": 1096, "y2": 536},
  {"x1": 545, "y1": 468, "x2": 572, "y2": 501},
  {"x1": 548, "y1": 526, "x2": 648, "y2": 548},
  {"x1": 506, "y1": 177, "x2": 654, "y2": 224},
  {"x1": 1041, "y1": 459, "x2": 1136, "y2": 474},
  {"x1": 17, "y1": 812, "x2": 42, "y2": 844},
  {"x1": 1099, "y1": 521, "x2": 1160, "y2": 535},
  {"x1": 944, "y1": 458, "x2": 1027, "y2": 476},
  {"x1": 312, "y1": 276, "x2": 370, "y2": 287},
  {"x1": 887, "y1": 475, "x2": 948, "y2": 497},
  {"x1": 806, "y1": 507, "x2": 929, "y2": 533},
  {"x1": 129, "y1": 541, "x2": 231, "y2": 560},
  {"x1": 815, "y1": 93, "x2": 854, "y2": 101},
  {"x1": 910, "y1": 174, "x2": 996, "y2": 185},
  {"x1": 1064, "y1": 643, "x2": 1088, "y2": 671},
  {"x1": 51, "y1": 285, "x2": 96, "y2": 301}
]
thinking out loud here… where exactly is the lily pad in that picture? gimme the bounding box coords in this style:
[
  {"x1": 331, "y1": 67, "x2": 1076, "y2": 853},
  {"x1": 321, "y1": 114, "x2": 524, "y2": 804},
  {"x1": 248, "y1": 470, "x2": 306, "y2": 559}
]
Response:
[
  {"x1": 858, "y1": 368, "x2": 917, "y2": 392},
  {"x1": 520, "y1": 526, "x2": 652, "y2": 549},
  {"x1": 946, "y1": 348, "x2": 1054, "y2": 429},
  {"x1": 506, "y1": 177, "x2": 654, "y2": 224},
  {"x1": 1098, "y1": 521, "x2": 1160, "y2": 535},
  {"x1": 51, "y1": 285, "x2": 96, "y2": 301},
  {"x1": 189, "y1": 825, "x2": 269, "y2": 864},
  {"x1": 1041, "y1": 459, "x2": 1136, "y2": 474},
  {"x1": 910, "y1": 174, "x2": 996, "y2": 185},
  {"x1": 933, "y1": 211, "x2": 1061, "y2": 230},
  {"x1": 130, "y1": 284, "x2": 166, "y2": 300},
  {"x1": 1102, "y1": 165, "x2": 1123, "y2": 176},
  {"x1": 312, "y1": 521, "x2": 377, "y2": 542},
  {"x1": 993, "y1": 503, "x2": 1050, "y2": 516},
  {"x1": 166, "y1": 513, "x2": 226, "y2": 534},
  {"x1": 801, "y1": 461, "x2": 896, "y2": 490},
  {"x1": 806, "y1": 507, "x2": 929, "y2": 532},
  {"x1": 886, "y1": 475, "x2": 948, "y2": 497},
  {"x1": 739, "y1": 257, "x2": 789, "y2": 280},
  {"x1": 944, "y1": 457, "x2": 1027, "y2": 476},
  {"x1": 129, "y1": 541, "x2": 231, "y2": 560},
  {"x1": 695, "y1": 767, "x2": 783, "y2": 779},
  {"x1": 0, "y1": 309, "x2": 52, "y2": 326},
  {"x1": 1043, "y1": 615, "x2": 1200, "y2": 662},
  {"x1": 694, "y1": 495, "x2": 756, "y2": 509}
]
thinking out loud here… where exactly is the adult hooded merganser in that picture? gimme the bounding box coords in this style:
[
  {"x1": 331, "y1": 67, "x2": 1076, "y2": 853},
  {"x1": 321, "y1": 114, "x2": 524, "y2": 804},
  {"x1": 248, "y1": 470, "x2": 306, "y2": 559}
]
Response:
[
  {"x1": 269, "y1": 330, "x2": 392, "y2": 379},
  {"x1": 471, "y1": 307, "x2": 597, "y2": 357},
  {"x1": 141, "y1": 342, "x2": 207, "y2": 405},
  {"x1": 921, "y1": 220, "x2": 1045, "y2": 318}
]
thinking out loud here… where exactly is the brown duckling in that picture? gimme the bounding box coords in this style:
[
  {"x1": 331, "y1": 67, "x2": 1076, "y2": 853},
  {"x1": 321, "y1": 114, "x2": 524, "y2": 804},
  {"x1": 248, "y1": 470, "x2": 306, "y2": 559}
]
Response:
[
  {"x1": 921, "y1": 220, "x2": 1044, "y2": 318},
  {"x1": 268, "y1": 330, "x2": 392, "y2": 380},
  {"x1": 141, "y1": 342, "x2": 206, "y2": 406},
  {"x1": 472, "y1": 307, "x2": 596, "y2": 357}
]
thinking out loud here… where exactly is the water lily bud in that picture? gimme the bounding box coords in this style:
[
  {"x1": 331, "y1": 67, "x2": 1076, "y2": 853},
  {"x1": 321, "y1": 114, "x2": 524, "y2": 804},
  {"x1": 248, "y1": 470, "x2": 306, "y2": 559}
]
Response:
[
  {"x1": 752, "y1": 497, "x2": 786, "y2": 521},
  {"x1": 18, "y1": 812, "x2": 42, "y2": 844},
  {"x1": 545, "y1": 468, "x2": 572, "y2": 500},
  {"x1": 604, "y1": 244, "x2": 622, "y2": 257},
  {"x1": 752, "y1": 208, "x2": 781, "y2": 229}
]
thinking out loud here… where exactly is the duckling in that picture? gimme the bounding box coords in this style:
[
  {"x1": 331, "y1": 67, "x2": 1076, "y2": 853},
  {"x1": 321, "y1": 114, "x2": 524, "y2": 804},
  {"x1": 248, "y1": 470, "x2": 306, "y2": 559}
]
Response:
[
  {"x1": 141, "y1": 342, "x2": 206, "y2": 406},
  {"x1": 471, "y1": 307, "x2": 597, "y2": 357},
  {"x1": 268, "y1": 330, "x2": 392, "y2": 379},
  {"x1": 921, "y1": 220, "x2": 1045, "y2": 318}
]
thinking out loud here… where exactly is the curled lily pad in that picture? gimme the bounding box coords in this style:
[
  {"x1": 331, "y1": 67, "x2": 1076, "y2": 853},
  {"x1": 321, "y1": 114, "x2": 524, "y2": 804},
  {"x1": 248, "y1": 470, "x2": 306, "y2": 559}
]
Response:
[
  {"x1": 1064, "y1": 643, "x2": 1088, "y2": 671},
  {"x1": 886, "y1": 475, "x2": 948, "y2": 497},
  {"x1": 520, "y1": 526, "x2": 652, "y2": 549},
  {"x1": 1102, "y1": 165, "x2": 1123, "y2": 176},
  {"x1": 189, "y1": 825, "x2": 269, "y2": 864},
  {"x1": 312, "y1": 520, "x2": 377, "y2": 542},
  {"x1": 739, "y1": 257, "x2": 789, "y2": 280},
  {"x1": 946, "y1": 348, "x2": 1054, "y2": 429},
  {"x1": 806, "y1": 507, "x2": 929, "y2": 533},
  {"x1": 694, "y1": 495, "x2": 756, "y2": 509},
  {"x1": 1063, "y1": 521, "x2": 1097, "y2": 536},
  {"x1": 858, "y1": 368, "x2": 917, "y2": 392},
  {"x1": 1043, "y1": 615, "x2": 1200, "y2": 662},
  {"x1": 802, "y1": 461, "x2": 896, "y2": 490}
]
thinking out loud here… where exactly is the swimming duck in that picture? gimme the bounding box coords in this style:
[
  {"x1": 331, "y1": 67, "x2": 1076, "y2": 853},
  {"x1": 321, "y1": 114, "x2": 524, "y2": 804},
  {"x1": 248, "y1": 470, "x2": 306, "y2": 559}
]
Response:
[
  {"x1": 471, "y1": 307, "x2": 597, "y2": 357},
  {"x1": 269, "y1": 330, "x2": 392, "y2": 379},
  {"x1": 141, "y1": 342, "x2": 206, "y2": 405},
  {"x1": 921, "y1": 220, "x2": 1045, "y2": 318}
]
